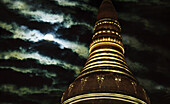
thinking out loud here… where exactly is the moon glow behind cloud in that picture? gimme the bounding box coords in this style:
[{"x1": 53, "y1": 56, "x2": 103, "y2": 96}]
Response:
[{"x1": 44, "y1": 34, "x2": 55, "y2": 41}]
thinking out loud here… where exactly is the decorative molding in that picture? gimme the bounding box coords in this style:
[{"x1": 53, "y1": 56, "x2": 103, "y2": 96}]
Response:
[{"x1": 62, "y1": 93, "x2": 147, "y2": 104}]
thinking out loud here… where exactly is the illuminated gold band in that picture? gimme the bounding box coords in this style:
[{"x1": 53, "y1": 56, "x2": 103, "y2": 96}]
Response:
[
  {"x1": 89, "y1": 42, "x2": 125, "y2": 54},
  {"x1": 89, "y1": 48, "x2": 124, "y2": 58},
  {"x1": 94, "y1": 20, "x2": 121, "y2": 31},
  {"x1": 95, "y1": 20, "x2": 121, "y2": 28},
  {"x1": 86, "y1": 56, "x2": 127, "y2": 66},
  {"x1": 78, "y1": 69, "x2": 134, "y2": 80},
  {"x1": 87, "y1": 52, "x2": 126, "y2": 63},
  {"x1": 84, "y1": 61, "x2": 128, "y2": 70},
  {"x1": 67, "y1": 97, "x2": 138, "y2": 104},
  {"x1": 62, "y1": 93, "x2": 146, "y2": 104},
  {"x1": 84, "y1": 57, "x2": 127, "y2": 68},
  {"x1": 81, "y1": 63, "x2": 132, "y2": 74},
  {"x1": 90, "y1": 37, "x2": 123, "y2": 48},
  {"x1": 92, "y1": 30, "x2": 122, "y2": 39},
  {"x1": 95, "y1": 18, "x2": 119, "y2": 24}
]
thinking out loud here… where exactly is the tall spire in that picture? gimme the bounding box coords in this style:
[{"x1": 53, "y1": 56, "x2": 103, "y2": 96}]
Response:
[
  {"x1": 61, "y1": 0, "x2": 150, "y2": 104},
  {"x1": 97, "y1": 0, "x2": 118, "y2": 20}
]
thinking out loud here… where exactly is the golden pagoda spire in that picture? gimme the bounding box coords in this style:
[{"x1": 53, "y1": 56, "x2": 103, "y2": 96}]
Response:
[
  {"x1": 61, "y1": 0, "x2": 150, "y2": 103},
  {"x1": 97, "y1": 0, "x2": 118, "y2": 20}
]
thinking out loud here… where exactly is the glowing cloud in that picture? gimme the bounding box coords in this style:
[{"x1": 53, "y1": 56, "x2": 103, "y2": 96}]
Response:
[
  {"x1": 22, "y1": 10, "x2": 64, "y2": 24},
  {"x1": 0, "y1": 21, "x2": 44, "y2": 42},
  {"x1": 2, "y1": 0, "x2": 64, "y2": 24},
  {"x1": 55, "y1": 0, "x2": 78, "y2": 6},
  {"x1": 53, "y1": 38, "x2": 89, "y2": 58},
  {"x1": 0, "y1": 50, "x2": 82, "y2": 74},
  {"x1": 54, "y1": 0, "x2": 97, "y2": 14},
  {"x1": 0, "y1": 21, "x2": 89, "y2": 58},
  {"x1": 1, "y1": 0, "x2": 93, "y2": 30},
  {"x1": 63, "y1": 15, "x2": 93, "y2": 29}
]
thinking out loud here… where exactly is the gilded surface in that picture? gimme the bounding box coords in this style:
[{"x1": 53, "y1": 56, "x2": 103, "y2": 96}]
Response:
[
  {"x1": 115, "y1": 75, "x2": 121, "y2": 88},
  {"x1": 68, "y1": 84, "x2": 74, "y2": 96},
  {"x1": 132, "y1": 82, "x2": 137, "y2": 94},
  {"x1": 80, "y1": 77, "x2": 88, "y2": 90},
  {"x1": 62, "y1": 93, "x2": 147, "y2": 104},
  {"x1": 97, "y1": 75, "x2": 105, "y2": 88}
]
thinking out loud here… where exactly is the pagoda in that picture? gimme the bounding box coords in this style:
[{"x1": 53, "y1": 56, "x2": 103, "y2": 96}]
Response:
[{"x1": 61, "y1": 0, "x2": 150, "y2": 103}]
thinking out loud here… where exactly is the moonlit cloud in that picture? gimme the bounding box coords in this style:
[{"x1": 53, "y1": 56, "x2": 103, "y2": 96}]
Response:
[
  {"x1": 0, "y1": 21, "x2": 44, "y2": 42},
  {"x1": 0, "y1": 21, "x2": 89, "y2": 58},
  {"x1": 1, "y1": 0, "x2": 64, "y2": 24},
  {"x1": 80, "y1": 3, "x2": 98, "y2": 14},
  {"x1": 22, "y1": 10, "x2": 64, "y2": 24},
  {"x1": 0, "y1": 66, "x2": 56, "y2": 78},
  {"x1": 126, "y1": 58, "x2": 148, "y2": 72},
  {"x1": 0, "y1": 50, "x2": 82, "y2": 74},
  {"x1": 122, "y1": 34, "x2": 170, "y2": 57},
  {"x1": 119, "y1": 13, "x2": 153, "y2": 29},
  {"x1": 115, "y1": 0, "x2": 139, "y2": 2},
  {"x1": 53, "y1": 38, "x2": 89, "y2": 58},
  {"x1": 54, "y1": 0, "x2": 98, "y2": 14},
  {"x1": 63, "y1": 14, "x2": 93, "y2": 30},
  {"x1": 137, "y1": 77, "x2": 170, "y2": 93},
  {"x1": 55, "y1": 0, "x2": 78, "y2": 6},
  {"x1": 0, "y1": 21, "x2": 13, "y2": 31},
  {"x1": 0, "y1": 84, "x2": 63, "y2": 96},
  {"x1": 1, "y1": 0, "x2": 93, "y2": 29},
  {"x1": 122, "y1": 35, "x2": 152, "y2": 51}
]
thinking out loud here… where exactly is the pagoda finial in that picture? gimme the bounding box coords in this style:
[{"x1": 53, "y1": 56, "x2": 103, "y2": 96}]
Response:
[{"x1": 97, "y1": 0, "x2": 118, "y2": 20}]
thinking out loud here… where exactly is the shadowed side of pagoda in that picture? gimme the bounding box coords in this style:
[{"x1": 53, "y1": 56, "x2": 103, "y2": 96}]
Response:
[{"x1": 61, "y1": 0, "x2": 150, "y2": 104}]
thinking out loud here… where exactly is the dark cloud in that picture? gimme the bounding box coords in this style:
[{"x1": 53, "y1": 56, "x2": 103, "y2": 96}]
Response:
[
  {"x1": 0, "y1": 58, "x2": 39, "y2": 68},
  {"x1": 57, "y1": 25, "x2": 92, "y2": 44},
  {"x1": 125, "y1": 45, "x2": 170, "y2": 87},
  {"x1": 0, "y1": 38, "x2": 31, "y2": 52},
  {"x1": 0, "y1": 58, "x2": 75, "y2": 85},
  {"x1": 120, "y1": 19, "x2": 169, "y2": 49},
  {"x1": 0, "y1": 27, "x2": 13, "y2": 36},
  {"x1": 0, "y1": 68, "x2": 53, "y2": 87},
  {"x1": 145, "y1": 70, "x2": 170, "y2": 87},
  {"x1": 0, "y1": 89, "x2": 63, "y2": 104},
  {"x1": 118, "y1": 2, "x2": 170, "y2": 49},
  {"x1": 149, "y1": 91, "x2": 170, "y2": 104},
  {"x1": 0, "y1": 91, "x2": 39, "y2": 104},
  {"x1": 25, "y1": 92, "x2": 62, "y2": 104},
  {"x1": 137, "y1": 77, "x2": 170, "y2": 104}
]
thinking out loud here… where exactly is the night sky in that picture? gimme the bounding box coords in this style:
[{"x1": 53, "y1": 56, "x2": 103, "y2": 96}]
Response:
[{"x1": 0, "y1": 0, "x2": 170, "y2": 104}]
